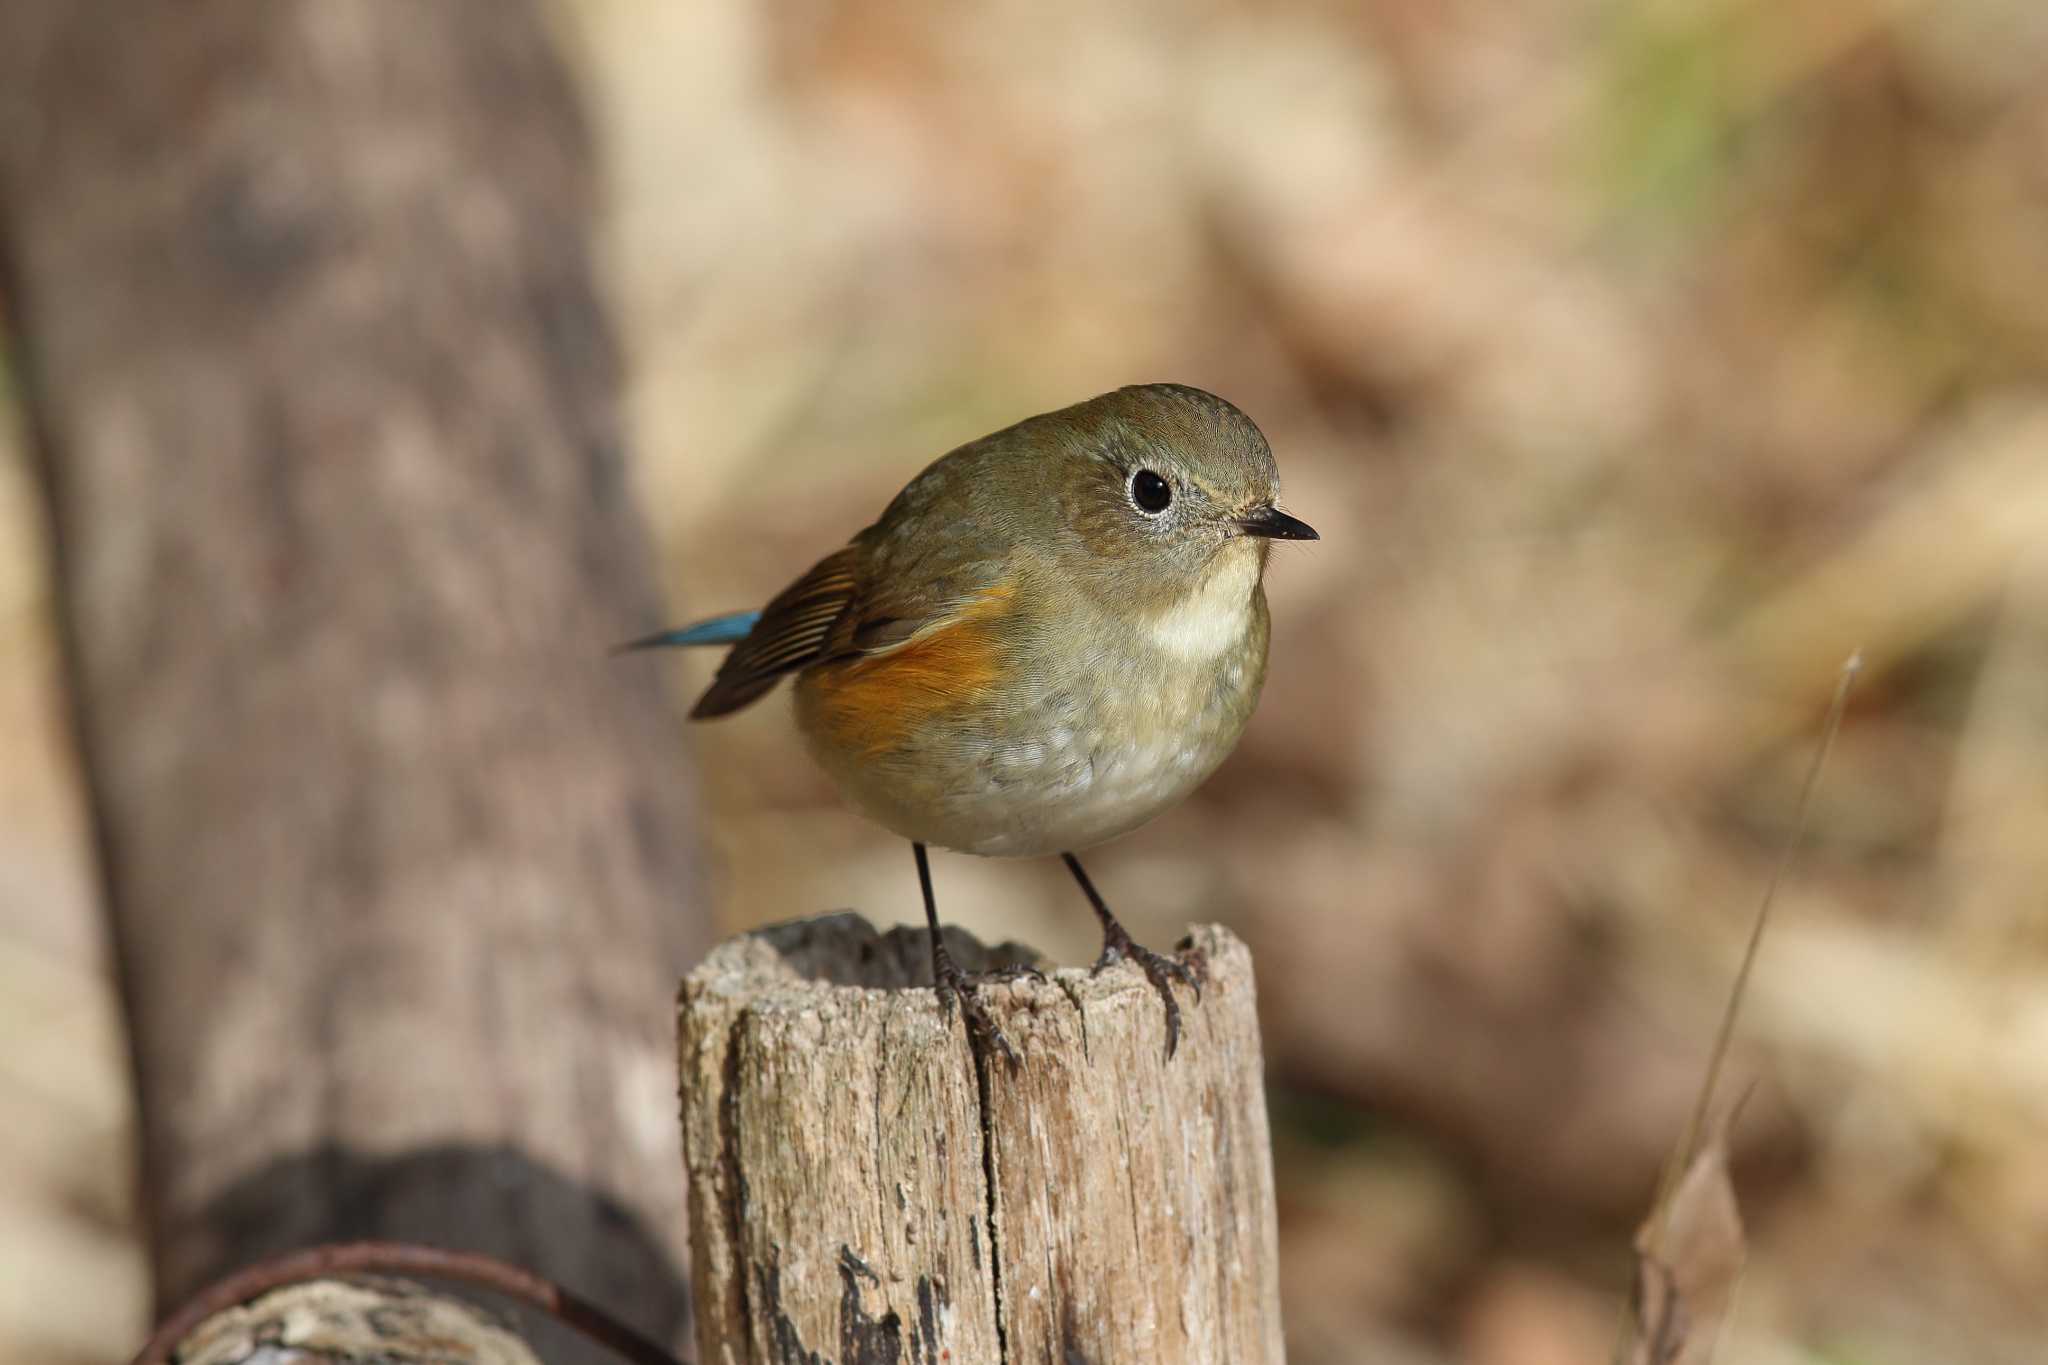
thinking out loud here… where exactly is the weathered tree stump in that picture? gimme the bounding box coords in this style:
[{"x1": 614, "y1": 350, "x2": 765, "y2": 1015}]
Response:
[{"x1": 677, "y1": 914, "x2": 1284, "y2": 1365}]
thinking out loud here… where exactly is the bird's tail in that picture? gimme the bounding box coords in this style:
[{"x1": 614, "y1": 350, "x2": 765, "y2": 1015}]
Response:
[{"x1": 613, "y1": 610, "x2": 762, "y2": 654}]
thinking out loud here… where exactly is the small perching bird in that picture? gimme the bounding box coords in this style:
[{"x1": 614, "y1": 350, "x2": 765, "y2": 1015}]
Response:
[{"x1": 626, "y1": 383, "x2": 1317, "y2": 1062}]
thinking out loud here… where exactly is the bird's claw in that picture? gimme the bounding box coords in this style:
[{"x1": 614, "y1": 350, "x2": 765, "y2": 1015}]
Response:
[
  {"x1": 1092, "y1": 924, "x2": 1204, "y2": 1059},
  {"x1": 932, "y1": 944, "x2": 1023, "y2": 1068}
]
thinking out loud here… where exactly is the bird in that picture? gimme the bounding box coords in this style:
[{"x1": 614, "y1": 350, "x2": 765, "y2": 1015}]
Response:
[{"x1": 625, "y1": 383, "x2": 1316, "y2": 1063}]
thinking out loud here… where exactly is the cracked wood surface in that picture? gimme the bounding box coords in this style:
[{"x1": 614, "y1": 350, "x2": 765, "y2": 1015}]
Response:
[{"x1": 677, "y1": 914, "x2": 1284, "y2": 1365}]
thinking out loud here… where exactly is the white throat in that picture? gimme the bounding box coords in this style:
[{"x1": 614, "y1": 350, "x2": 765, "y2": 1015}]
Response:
[{"x1": 1145, "y1": 543, "x2": 1259, "y2": 661}]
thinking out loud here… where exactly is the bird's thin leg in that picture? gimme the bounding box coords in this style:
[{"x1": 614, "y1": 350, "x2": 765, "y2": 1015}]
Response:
[
  {"x1": 1062, "y1": 852, "x2": 1202, "y2": 1059},
  {"x1": 916, "y1": 842, "x2": 1020, "y2": 1066}
]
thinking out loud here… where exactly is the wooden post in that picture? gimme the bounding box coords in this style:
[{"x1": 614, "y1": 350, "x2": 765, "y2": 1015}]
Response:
[{"x1": 677, "y1": 914, "x2": 1284, "y2": 1365}]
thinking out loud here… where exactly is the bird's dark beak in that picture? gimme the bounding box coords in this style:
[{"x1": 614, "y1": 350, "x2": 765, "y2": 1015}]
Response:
[{"x1": 1236, "y1": 506, "x2": 1319, "y2": 541}]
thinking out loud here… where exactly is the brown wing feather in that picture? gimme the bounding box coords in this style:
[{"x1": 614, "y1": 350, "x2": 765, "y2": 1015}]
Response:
[{"x1": 690, "y1": 546, "x2": 861, "y2": 718}]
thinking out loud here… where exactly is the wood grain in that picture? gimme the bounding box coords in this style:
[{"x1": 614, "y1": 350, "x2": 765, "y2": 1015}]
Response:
[{"x1": 678, "y1": 914, "x2": 1284, "y2": 1365}]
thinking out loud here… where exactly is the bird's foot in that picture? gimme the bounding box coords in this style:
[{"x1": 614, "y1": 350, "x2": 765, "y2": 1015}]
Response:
[
  {"x1": 931, "y1": 940, "x2": 1028, "y2": 1068},
  {"x1": 1093, "y1": 923, "x2": 1204, "y2": 1059},
  {"x1": 978, "y1": 959, "x2": 1048, "y2": 986}
]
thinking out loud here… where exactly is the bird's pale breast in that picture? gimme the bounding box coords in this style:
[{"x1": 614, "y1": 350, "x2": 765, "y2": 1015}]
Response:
[{"x1": 795, "y1": 547, "x2": 1270, "y2": 857}]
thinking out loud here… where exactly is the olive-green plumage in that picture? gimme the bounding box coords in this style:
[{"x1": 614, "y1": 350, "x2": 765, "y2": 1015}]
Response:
[
  {"x1": 636, "y1": 382, "x2": 1316, "y2": 1058},
  {"x1": 688, "y1": 383, "x2": 1309, "y2": 857}
]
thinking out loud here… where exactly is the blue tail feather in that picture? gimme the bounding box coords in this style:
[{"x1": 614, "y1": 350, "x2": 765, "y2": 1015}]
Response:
[{"x1": 615, "y1": 609, "x2": 761, "y2": 653}]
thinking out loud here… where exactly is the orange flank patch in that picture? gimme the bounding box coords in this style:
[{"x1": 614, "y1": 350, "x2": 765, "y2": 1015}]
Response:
[{"x1": 807, "y1": 584, "x2": 1014, "y2": 756}]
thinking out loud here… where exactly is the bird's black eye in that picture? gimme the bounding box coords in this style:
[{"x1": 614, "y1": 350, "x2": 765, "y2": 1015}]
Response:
[{"x1": 1130, "y1": 468, "x2": 1173, "y2": 514}]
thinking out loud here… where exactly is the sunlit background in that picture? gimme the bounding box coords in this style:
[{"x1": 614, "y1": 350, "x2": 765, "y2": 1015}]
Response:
[{"x1": 7, "y1": 1, "x2": 2048, "y2": 1360}]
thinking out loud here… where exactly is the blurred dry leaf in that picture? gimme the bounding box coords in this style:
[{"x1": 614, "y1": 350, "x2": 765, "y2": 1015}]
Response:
[{"x1": 1627, "y1": 1106, "x2": 1747, "y2": 1365}]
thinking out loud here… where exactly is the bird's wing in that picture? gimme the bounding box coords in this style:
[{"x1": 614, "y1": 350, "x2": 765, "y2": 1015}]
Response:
[
  {"x1": 688, "y1": 546, "x2": 863, "y2": 717},
  {"x1": 688, "y1": 517, "x2": 1017, "y2": 719}
]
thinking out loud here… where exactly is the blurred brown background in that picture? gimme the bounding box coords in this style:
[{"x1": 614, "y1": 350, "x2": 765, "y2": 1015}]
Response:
[{"x1": 6, "y1": 0, "x2": 2048, "y2": 1361}]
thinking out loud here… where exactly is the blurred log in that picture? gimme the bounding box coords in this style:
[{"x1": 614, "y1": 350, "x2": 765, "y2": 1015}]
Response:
[
  {"x1": 0, "y1": 0, "x2": 708, "y2": 1352},
  {"x1": 677, "y1": 914, "x2": 1285, "y2": 1365}
]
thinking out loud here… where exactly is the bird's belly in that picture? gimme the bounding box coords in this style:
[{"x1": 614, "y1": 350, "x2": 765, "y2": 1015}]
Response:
[
  {"x1": 942, "y1": 726, "x2": 1228, "y2": 856},
  {"x1": 795, "y1": 644, "x2": 1262, "y2": 858}
]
